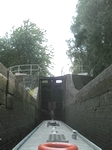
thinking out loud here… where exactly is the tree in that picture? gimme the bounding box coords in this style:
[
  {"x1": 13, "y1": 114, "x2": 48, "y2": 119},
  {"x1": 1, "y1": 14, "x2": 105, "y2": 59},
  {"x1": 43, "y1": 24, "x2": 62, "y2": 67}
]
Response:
[
  {"x1": 67, "y1": 0, "x2": 112, "y2": 77},
  {"x1": 0, "y1": 20, "x2": 53, "y2": 75}
]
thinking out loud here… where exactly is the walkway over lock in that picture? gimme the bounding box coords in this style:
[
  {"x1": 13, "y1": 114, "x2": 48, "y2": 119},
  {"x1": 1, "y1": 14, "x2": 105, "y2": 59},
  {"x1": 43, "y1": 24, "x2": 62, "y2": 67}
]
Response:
[{"x1": 9, "y1": 64, "x2": 44, "y2": 75}]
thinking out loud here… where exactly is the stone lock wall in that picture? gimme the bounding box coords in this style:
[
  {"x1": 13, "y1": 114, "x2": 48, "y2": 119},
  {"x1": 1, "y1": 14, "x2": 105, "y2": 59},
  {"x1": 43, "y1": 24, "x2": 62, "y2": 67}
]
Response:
[
  {"x1": 15, "y1": 74, "x2": 39, "y2": 89},
  {"x1": 0, "y1": 63, "x2": 41, "y2": 149},
  {"x1": 64, "y1": 65, "x2": 112, "y2": 150}
]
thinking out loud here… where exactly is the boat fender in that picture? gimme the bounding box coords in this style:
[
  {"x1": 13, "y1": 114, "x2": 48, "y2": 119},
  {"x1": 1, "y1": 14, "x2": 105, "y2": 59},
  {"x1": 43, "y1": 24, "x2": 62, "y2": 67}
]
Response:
[{"x1": 38, "y1": 142, "x2": 78, "y2": 150}]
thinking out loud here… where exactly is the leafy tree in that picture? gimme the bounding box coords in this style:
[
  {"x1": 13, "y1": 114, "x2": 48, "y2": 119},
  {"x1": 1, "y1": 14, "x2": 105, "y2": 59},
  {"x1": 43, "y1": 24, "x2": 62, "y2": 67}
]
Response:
[
  {"x1": 67, "y1": 0, "x2": 112, "y2": 76},
  {"x1": 0, "y1": 20, "x2": 53, "y2": 75}
]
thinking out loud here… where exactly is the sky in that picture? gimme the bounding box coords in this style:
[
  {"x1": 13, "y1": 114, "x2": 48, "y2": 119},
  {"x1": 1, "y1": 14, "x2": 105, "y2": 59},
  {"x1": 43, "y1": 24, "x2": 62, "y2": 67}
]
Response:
[{"x1": 0, "y1": 0, "x2": 78, "y2": 76}]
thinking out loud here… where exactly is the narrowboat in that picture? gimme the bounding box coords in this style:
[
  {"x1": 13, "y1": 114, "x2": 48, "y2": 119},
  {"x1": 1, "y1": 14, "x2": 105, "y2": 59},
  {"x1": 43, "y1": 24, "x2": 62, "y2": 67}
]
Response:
[{"x1": 12, "y1": 120, "x2": 102, "y2": 150}]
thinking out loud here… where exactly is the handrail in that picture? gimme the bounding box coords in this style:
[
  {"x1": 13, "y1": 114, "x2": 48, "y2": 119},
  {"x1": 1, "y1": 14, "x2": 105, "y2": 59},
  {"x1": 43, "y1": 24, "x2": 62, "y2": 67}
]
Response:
[{"x1": 9, "y1": 64, "x2": 42, "y2": 75}]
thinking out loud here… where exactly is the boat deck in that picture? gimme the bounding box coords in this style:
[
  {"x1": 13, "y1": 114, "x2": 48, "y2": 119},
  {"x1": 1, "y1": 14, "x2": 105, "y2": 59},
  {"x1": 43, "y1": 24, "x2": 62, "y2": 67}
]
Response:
[{"x1": 13, "y1": 120, "x2": 102, "y2": 150}]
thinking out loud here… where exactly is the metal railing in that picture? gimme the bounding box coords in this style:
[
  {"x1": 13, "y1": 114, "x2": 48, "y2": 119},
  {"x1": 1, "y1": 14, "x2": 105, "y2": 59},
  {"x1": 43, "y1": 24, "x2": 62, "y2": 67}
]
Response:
[{"x1": 9, "y1": 64, "x2": 42, "y2": 75}]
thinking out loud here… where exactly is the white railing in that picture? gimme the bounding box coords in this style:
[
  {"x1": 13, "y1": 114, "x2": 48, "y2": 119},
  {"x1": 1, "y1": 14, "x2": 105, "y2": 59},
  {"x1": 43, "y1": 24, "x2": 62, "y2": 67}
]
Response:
[{"x1": 9, "y1": 64, "x2": 42, "y2": 75}]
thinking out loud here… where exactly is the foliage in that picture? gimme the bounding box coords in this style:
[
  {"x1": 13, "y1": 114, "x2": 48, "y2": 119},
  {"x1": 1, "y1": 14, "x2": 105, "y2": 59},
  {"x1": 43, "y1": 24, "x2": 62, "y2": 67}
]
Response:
[
  {"x1": 0, "y1": 20, "x2": 53, "y2": 76},
  {"x1": 66, "y1": 0, "x2": 112, "y2": 76}
]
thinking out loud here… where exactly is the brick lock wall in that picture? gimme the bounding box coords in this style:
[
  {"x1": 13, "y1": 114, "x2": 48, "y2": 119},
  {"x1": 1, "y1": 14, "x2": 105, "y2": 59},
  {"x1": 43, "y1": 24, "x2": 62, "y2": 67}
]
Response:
[
  {"x1": 64, "y1": 65, "x2": 112, "y2": 150},
  {"x1": 0, "y1": 63, "x2": 40, "y2": 149}
]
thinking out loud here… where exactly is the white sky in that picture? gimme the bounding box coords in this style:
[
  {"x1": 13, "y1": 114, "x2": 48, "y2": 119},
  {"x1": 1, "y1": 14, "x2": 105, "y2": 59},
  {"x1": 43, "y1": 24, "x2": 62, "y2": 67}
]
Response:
[{"x1": 0, "y1": 0, "x2": 78, "y2": 76}]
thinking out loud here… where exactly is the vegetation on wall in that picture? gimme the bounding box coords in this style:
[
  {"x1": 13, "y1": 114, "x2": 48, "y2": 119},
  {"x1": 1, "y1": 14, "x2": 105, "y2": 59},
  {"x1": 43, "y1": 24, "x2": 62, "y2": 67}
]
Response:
[
  {"x1": 66, "y1": 0, "x2": 112, "y2": 77},
  {"x1": 0, "y1": 20, "x2": 54, "y2": 75}
]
